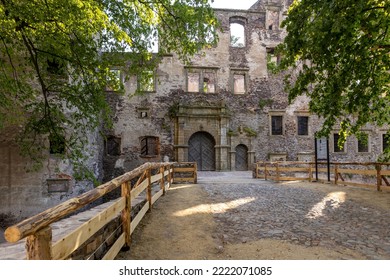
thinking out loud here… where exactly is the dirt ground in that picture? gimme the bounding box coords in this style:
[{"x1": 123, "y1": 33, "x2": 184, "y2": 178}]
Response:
[{"x1": 116, "y1": 181, "x2": 390, "y2": 260}]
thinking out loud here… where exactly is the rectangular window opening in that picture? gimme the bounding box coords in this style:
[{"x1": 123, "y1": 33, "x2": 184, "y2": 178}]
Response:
[
  {"x1": 140, "y1": 136, "x2": 159, "y2": 157},
  {"x1": 138, "y1": 71, "x2": 155, "y2": 92},
  {"x1": 334, "y1": 134, "x2": 345, "y2": 153},
  {"x1": 106, "y1": 69, "x2": 122, "y2": 91},
  {"x1": 383, "y1": 134, "x2": 389, "y2": 152},
  {"x1": 187, "y1": 72, "x2": 200, "y2": 92},
  {"x1": 271, "y1": 116, "x2": 283, "y2": 135},
  {"x1": 203, "y1": 72, "x2": 215, "y2": 93},
  {"x1": 233, "y1": 74, "x2": 246, "y2": 94},
  {"x1": 358, "y1": 134, "x2": 369, "y2": 153},
  {"x1": 297, "y1": 116, "x2": 309, "y2": 136}
]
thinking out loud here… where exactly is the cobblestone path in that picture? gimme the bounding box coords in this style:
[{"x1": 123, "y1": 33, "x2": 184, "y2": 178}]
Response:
[{"x1": 199, "y1": 172, "x2": 390, "y2": 259}]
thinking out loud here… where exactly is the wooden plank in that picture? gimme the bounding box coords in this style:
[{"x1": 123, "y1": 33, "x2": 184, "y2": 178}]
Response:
[
  {"x1": 265, "y1": 167, "x2": 277, "y2": 171},
  {"x1": 173, "y1": 177, "x2": 195, "y2": 182},
  {"x1": 52, "y1": 197, "x2": 125, "y2": 260},
  {"x1": 147, "y1": 169, "x2": 152, "y2": 211},
  {"x1": 130, "y1": 203, "x2": 149, "y2": 234},
  {"x1": 278, "y1": 167, "x2": 311, "y2": 172},
  {"x1": 174, "y1": 167, "x2": 196, "y2": 172},
  {"x1": 381, "y1": 185, "x2": 390, "y2": 192},
  {"x1": 277, "y1": 177, "x2": 310, "y2": 181},
  {"x1": 337, "y1": 181, "x2": 376, "y2": 189},
  {"x1": 381, "y1": 170, "x2": 390, "y2": 176},
  {"x1": 152, "y1": 190, "x2": 163, "y2": 205},
  {"x1": 164, "y1": 170, "x2": 170, "y2": 176},
  {"x1": 121, "y1": 182, "x2": 131, "y2": 249},
  {"x1": 102, "y1": 233, "x2": 125, "y2": 260},
  {"x1": 26, "y1": 227, "x2": 52, "y2": 260},
  {"x1": 130, "y1": 179, "x2": 148, "y2": 200},
  {"x1": 316, "y1": 168, "x2": 329, "y2": 173},
  {"x1": 151, "y1": 173, "x2": 163, "y2": 184},
  {"x1": 338, "y1": 168, "x2": 376, "y2": 175}
]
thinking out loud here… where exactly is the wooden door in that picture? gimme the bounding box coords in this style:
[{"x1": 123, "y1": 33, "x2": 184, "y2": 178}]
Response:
[
  {"x1": 188, "y1": 132, "x2": 215, "y2": 171},
  {"x1": 235, "y1": 144, "x2": 248, "y2": 171}
]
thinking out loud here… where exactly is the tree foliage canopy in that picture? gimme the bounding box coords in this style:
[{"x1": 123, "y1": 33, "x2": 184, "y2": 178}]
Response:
[
  {"x1": 277, "y1": 0, "x2": 389, "y2": 156},
  {"x1": 0, "y1": 0, "x2": 218, "y2": 178}
]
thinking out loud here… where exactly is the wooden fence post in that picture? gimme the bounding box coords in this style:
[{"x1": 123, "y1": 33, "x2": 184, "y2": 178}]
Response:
[
  {"x1": 26, "y1": 226, "x2": 52, "y2": 260},
  {"x1": 376, "y1": 163, "x2": 382, "y2": 192},
  {"x1": 147, "y1": 168, "x2": 152, "y2": 211},
  {"x1": 168, "y1": 164, "x2": 172, "y2": 189},
  {"x1": 264, "y1": 163, "x2": 268, "y2": 180},
  {"x1": 193, "y1": 162, "x2": 198, "y2": 184},
  {"x1": 308, "y1": 163, "x2": 313, "y2": 182},
  {"x1": 121, "y1": 181, "x2": 131, "y2": 250},
  {"x1": 276, "y1": 163, "x2": 280, "y2": 181},
  {"x1": 160, "y1": 166, "x2": 166, "y2": 195},
  {"x1": 334, "y1": 163, "x2": 339, "y2": 185}
]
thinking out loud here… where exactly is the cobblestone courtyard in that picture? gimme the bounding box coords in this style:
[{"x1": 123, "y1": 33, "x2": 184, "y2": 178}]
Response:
[
  {"x1": 1, "y1": 172, "x2": 389, "y2": 260},
  {"x1": 118, "y1": 172, "x2": 390, "y2": 260}
]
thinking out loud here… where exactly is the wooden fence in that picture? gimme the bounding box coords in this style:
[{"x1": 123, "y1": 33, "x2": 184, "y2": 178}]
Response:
[
  {"x1": 255, "y1": 161, "x2": 390, "y2": 192},
  {"x1": 3, "y1": 162, "x2": 197, "y2": 260},
  {"x1": 173, "y1": 162, "x2": 198, "y2": 184}
]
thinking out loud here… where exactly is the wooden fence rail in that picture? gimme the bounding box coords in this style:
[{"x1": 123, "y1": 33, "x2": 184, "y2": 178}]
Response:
[
  {"x1": 4, "y1": 162, "x2": 197, "y2": 260},
  {"x1": 255, "y1": 161, "x2": 390, "y2": 192}
]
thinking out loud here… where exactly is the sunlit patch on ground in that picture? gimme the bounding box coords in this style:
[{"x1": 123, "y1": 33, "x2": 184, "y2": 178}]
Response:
[
  {"x1": 305, "y1": 192, "x2": 346, "y2": 219},
  {"x1": 173, "y1": 197, "x2": 256, "y2": 217}
]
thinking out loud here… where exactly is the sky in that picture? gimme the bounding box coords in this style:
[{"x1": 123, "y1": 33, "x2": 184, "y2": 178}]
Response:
[{"x1": 209, "y1": 0, "x2": 257, "y2": 10}]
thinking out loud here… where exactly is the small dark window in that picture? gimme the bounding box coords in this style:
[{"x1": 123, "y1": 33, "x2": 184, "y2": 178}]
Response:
[
  {"x1": 383, "y1": 134, "x2": 389, "y2": 152},
  {"x1": 358, "y1": 134, "x2": 369, "y2": 153},
  {"x1": 297, "y1": 116, "x2": 309, "y2": 136},
  {"x1": 334, "y1": 134, "x2": 345, "y2": 153},
  {"x1": 106, "y1": 136, "x2": 121, "y2": 156},
  {"x1": 49, "y1": 134, "x2": 66, "y2": 155},
  {"x1": 271, "y1": 116, "x2": 283, "y2": 135},
  {"x1": 140, "y1": 136, "x2": 159, "y2": 157}
]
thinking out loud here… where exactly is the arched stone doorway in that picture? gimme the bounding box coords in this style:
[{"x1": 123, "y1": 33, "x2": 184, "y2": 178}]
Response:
[
  {"x1": 188, "y1": 132, "x2": 216, "y2": 171},
  {"x1": 235, "y1": 144, "x2": 248, "y2": 171}
]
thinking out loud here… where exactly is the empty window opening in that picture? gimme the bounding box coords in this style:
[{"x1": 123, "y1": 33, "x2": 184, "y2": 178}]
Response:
[
  {"x1": 186, "y1": 69, "x2": 216, "y2": 93},
  {"x1": 357, "y1": 133, "x2": 369, "y2": 153},
  {"x1": 271, "y1": 116, "x2": 283, "y2": 135},
  {"x1": 267, "y1": 48, "x2": 280, "y2": 66},
  {"x1": 333, "y1": 134, "x2": 345, "y2": 153},
  {"x1": 187, "y1": 72, "x2": 200, "y2": 92},
  {"x1": 383, "y1": 134, "x2": 390, "y2": 152},
  {"x1": 106, "y1": 135, "x2": 121, "y2": 156},
  {"x1": 139, "y1": 111, "x2": 148, "y2": 118},
  {"x1": 297, "y1": 116, "x2": 309, "y2": 136},
  {"x1": 140, "y1": 136, "x2": 159, "y2": 157},
  {"x1": 138, "y1": 71, "x2": 155, "y2": 92},
  {"x1": 230, "y1": 23, "x2": 245, "y2": 47},
  {"x1": 106, "y1": 69, "x2": 122, "y2": 91},
  {"x1": 203, "y1": 72, "x2": 215, "y2": 93},
  {"x1": 233, "y1": 74, "x2": 246, "y2": 94}
]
